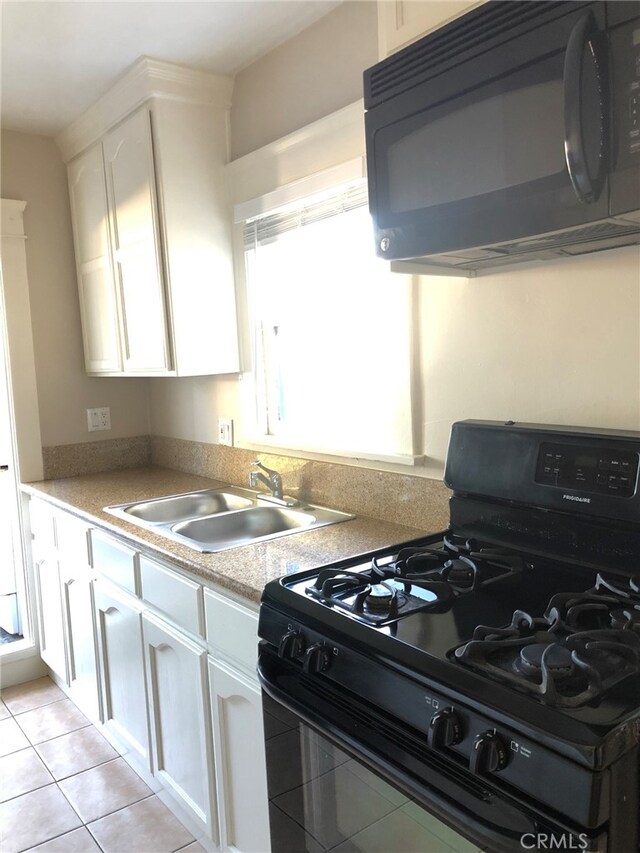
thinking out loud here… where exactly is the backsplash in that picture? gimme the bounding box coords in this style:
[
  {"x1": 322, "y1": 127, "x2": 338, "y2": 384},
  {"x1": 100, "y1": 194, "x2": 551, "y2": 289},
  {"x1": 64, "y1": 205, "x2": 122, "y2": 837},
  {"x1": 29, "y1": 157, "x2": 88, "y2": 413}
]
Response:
[
  {"x1": 42, "y1": 436, "x2": 151, "y2": 479},
  {"x1": 150, "y1": 435, "x2": 450, "y2": 531},
  {"x1": 40, "y1": 434, "x2": 450, "y2": 530}
]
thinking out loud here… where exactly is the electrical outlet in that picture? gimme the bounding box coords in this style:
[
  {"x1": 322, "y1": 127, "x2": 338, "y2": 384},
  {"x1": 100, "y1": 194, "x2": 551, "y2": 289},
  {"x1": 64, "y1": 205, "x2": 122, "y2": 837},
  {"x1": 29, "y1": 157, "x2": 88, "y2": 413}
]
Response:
[
  {"x1": 218, "y1": 417, "x2": 234, "y2": 446},
  {"x1": 87, "y1": 407, "x2": 111, "y2": 432}
]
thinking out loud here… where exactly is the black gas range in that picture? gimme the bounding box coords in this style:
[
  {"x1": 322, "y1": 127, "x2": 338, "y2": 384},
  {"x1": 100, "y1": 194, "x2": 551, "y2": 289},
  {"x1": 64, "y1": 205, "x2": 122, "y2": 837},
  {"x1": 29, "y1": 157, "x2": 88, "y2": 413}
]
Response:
[{"x1": 258, "y1": 421, "x2": 640, "y2": 853}]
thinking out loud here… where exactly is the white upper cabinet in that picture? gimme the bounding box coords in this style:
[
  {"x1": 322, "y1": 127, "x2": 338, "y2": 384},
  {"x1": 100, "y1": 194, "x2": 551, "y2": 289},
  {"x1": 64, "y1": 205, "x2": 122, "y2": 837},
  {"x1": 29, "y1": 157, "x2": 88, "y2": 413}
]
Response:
[
  {"x1": 103, "y1": 108, "x2": 171, "y2": 373},
  {"x1": 67, "y1": 143, "x2": 121, "y2": 374},
  {"x1": 378, "y1": 0, "x2": 485, "y2": 57},
  {"x1": 59, "y1": 59, "x2": 239, "y2": 377}
]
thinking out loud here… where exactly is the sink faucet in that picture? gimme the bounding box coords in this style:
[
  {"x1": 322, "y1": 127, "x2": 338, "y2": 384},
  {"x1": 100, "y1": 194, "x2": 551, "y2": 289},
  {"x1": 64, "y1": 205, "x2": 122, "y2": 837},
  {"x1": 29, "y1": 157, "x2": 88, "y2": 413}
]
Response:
[{"x1": 249, "y1": 460, "x2": 284, "y2": 500}]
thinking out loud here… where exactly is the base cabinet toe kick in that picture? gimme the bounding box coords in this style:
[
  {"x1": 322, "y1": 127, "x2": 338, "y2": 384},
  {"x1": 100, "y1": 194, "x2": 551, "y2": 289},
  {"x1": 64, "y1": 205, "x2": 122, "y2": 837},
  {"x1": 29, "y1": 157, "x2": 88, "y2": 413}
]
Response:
[{"x1": 26, "y1": 496, "x2": 270, "y2": 853}]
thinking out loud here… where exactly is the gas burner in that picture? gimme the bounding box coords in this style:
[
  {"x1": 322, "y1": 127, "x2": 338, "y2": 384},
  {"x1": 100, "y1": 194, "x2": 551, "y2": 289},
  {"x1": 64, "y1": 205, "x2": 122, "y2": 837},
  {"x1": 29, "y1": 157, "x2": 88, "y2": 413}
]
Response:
[
  {"x1": 362, "y1": 583, "x2": 398, "y2": 613},
  {"x1": 518, "y1": 643, "x2": 575, "y2": 678},
  {"x1": 370, "y1": 534, "x2": 525, "y2": 594},
  {"x1": 546, "y1": 574, "x2": 640, "y2": 633},
  {"x1": 304, "y1": 567, "x2": 448, "y2": 626},
  {"x1": 305, "y1": 531, "x2": 527, "y2": 626},
  {"x1": 454, "y1": 580, "x2": 640, "y2": 708}
]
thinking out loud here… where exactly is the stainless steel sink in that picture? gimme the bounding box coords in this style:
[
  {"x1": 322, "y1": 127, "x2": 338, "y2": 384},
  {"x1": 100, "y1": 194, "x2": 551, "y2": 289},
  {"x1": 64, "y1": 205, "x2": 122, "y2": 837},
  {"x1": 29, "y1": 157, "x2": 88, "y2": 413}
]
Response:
[
  {"x1": 113, "y1": 490, "x2": 253, "y2": 524},
  {"x1": 171, "y1": 506, "x2": 316, "y2": 551},
  {"x1": 104, "y1": 486, "x2": 353, "y2": 552}
]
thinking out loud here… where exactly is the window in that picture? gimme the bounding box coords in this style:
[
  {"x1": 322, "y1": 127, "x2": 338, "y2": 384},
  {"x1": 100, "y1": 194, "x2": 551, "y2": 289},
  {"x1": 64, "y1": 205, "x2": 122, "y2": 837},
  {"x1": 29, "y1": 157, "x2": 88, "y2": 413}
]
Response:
[{"x1": 241, "y1": 177, "x2": 415, "y2": 464}]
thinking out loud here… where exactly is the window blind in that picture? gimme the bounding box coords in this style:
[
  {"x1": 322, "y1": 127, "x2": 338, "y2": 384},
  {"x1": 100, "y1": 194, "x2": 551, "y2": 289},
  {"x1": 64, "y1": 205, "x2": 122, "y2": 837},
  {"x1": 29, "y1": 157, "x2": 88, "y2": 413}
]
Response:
[{"x1": 243, "y1": 182, "x2": 369, "y2": 250}]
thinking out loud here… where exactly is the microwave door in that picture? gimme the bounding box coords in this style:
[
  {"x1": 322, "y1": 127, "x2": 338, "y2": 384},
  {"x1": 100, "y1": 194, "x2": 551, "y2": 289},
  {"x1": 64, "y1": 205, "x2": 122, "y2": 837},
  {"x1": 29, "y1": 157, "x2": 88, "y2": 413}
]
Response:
[
  {"x1": 366, "y1": 2, "x2": 610, "y2": 262},
  {"x1": 563, "y1": 11, "x2": 608, "y2": 205}
]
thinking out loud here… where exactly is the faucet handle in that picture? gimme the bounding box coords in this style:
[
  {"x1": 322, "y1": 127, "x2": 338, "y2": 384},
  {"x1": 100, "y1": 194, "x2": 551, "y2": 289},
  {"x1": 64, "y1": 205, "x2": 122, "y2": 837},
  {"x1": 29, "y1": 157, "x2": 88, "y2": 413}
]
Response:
[{"x1": 253, "y1": 459, "x2": 278, "y2": 478}]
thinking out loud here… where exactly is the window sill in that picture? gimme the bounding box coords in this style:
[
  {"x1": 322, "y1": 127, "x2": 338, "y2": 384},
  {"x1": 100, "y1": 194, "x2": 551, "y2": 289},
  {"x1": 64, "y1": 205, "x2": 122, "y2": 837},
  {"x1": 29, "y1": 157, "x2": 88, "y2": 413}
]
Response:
[{"x1": 239, "y1": 432, "x2": 428, "y2": 475}]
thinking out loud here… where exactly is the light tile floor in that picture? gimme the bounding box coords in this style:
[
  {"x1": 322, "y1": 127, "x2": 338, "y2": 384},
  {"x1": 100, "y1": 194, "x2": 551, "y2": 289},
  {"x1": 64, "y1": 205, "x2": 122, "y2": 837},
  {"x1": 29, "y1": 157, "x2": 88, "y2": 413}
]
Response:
[{"x1": 0, "y1": 677, "x2": 205, "y2": 853}]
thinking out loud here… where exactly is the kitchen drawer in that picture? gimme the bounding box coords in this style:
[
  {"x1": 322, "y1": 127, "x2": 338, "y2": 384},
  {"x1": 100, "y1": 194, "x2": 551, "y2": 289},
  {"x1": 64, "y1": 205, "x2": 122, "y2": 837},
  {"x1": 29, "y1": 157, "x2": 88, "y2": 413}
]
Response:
[
  {"x1": 139, "y1": 556, "x2": 203, "y2": 637},
  {"x1": 29, "y1": 498, "x2": 56, "y2": 554},
  {"x1": 55, "y1": 512, "x2": 90, "y2": 569},
  {"x1": 89, "y1": 530, "x2": 138, "y2": 595},
  {"x1": 204, "y1": 588, "x2": 258, "y2": 673}
]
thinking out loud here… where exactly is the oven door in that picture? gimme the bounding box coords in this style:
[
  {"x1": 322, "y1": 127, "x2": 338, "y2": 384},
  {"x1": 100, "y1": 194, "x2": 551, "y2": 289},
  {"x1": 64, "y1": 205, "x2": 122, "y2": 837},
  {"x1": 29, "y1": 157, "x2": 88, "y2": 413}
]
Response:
[
  {"x1": 258, "y1": 646, "x2": 605, "y2": 853},
  {"x1": 364, "y1": 1, "x2": 610, "y2": 261}
]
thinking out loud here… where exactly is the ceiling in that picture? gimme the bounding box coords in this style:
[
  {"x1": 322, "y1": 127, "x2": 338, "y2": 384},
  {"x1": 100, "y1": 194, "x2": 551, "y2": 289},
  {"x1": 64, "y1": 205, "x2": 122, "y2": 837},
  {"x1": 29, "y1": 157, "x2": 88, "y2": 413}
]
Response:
[{"x1": 1, "y1": 0, "x2": 341, "y2": 137}]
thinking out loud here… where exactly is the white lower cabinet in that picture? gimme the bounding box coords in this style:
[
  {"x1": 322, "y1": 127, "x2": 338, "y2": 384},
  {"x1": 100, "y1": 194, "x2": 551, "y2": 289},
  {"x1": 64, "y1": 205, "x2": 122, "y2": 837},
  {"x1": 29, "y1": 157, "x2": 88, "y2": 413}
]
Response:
[
  {"x1": 209, "y1": 657, "x2": 270, "y2": 853},
  {"x1": 33, "y1": 556, "x2": 68, "y2": 684},
  {"x1": 142, "y1": 612, "x2": 218, "y2": 845},
  {"x1": 60, "y1": 563, "x2": 100, "y2": 720},
  {"x1": 94, "y1": 579, "x2": 150, "y2": 770},
  {"x1": 57, "y1": 512, "x2": 100, "y2": 720},
  {"x1": 30, "y1": 499, "x2": 68, "y2": 684},
  {"x1": 28, "y1": 500, "x2": 271, "y2": 853}
]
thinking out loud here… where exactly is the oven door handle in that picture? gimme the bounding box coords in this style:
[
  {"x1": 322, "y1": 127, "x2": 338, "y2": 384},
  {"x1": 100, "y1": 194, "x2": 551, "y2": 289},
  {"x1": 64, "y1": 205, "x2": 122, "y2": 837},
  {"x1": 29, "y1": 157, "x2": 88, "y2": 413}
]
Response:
[
  {"x1": 563, "y1": 10, "x2": 607, "y2": 204},
  {"x1": 257, "y1": 656, "x2": 593, "y2": 853}
]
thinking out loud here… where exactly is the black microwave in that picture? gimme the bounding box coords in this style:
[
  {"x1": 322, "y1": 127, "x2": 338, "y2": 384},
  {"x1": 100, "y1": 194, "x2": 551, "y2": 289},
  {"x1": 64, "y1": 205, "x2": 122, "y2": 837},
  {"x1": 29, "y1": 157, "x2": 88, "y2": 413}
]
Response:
[{"x1": 364, "y1": 1, "x2": 640, "y2": 273}]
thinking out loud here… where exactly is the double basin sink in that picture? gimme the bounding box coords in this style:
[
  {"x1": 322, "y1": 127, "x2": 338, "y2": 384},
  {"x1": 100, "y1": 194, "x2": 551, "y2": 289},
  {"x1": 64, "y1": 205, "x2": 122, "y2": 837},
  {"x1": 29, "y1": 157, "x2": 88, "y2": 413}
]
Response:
[{"x1": 104, "y1": 486, "x2": 353, "y2": 553}]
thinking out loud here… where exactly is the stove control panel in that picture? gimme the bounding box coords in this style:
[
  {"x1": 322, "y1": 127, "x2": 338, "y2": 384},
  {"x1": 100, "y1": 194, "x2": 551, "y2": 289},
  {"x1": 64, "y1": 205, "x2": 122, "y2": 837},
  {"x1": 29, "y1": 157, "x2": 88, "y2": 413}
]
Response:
[{"x1": 535, "y1": 441, "x2": 638, "y2": 497}]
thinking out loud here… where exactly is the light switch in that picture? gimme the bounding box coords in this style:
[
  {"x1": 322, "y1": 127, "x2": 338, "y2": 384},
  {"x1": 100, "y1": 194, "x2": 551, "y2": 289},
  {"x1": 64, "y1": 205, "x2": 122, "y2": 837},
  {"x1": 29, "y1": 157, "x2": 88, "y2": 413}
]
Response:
[{"x1": 218, "y1": 417, "x2": 234, "y2": 446}]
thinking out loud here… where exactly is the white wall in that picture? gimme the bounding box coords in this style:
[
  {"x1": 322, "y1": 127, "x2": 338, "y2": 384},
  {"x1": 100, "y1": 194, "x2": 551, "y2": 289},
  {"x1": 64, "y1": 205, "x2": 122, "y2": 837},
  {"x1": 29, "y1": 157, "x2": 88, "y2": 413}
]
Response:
[
  {"x1": 419, "y1": 248, "x2": 640, "y2": 475},
  {"x1": 149, "y1": 374, "x2": 240, "y2": 444},
  {"x1": 230, "y1": 1, "x2": 377, "y2": 158},
  {"x1": 0, "y1": 131, "x2": 150, "y2": 448}
]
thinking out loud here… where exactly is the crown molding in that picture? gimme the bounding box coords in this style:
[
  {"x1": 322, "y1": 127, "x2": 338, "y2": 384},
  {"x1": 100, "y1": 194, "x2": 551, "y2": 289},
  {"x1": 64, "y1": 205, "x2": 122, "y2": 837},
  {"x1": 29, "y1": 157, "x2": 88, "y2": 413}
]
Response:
[{"x1": 56, "y1": 57, "x2": 234, "y2": 163}]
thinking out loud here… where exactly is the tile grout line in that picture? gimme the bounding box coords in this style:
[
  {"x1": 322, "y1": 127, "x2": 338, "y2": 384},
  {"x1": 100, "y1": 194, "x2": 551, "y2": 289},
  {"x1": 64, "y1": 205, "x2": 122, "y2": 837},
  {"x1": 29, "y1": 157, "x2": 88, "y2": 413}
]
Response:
[
  {"x1": 3, "y1": 696, "x2": 68, "y2": 718},
  {"x1": 2, "y1": 680, "x2": 202, "y2": 853}
]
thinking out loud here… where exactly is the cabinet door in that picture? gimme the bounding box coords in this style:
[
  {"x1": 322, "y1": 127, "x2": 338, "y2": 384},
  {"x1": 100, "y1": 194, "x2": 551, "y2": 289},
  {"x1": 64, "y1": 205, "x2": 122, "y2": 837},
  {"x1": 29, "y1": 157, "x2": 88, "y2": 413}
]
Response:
[
  {"x1": 58, "y1": 514, "x2": 99, "y2": 720},
  {"x1": 103, "y1": 107, "x2": 171, "y2": 374},
  {"x1": 378, "y1": 0, "x2": 484, "y2": 56},
  {"x1": 67, "y1": 144, "x2": 122, "y2": 374},
  {"x1": 60, "y1": 567, "x2": 100, "y2": 720},
  {"x1": 209, "y1": 658, "x2": 270, "y2": 853},
  {"x1": 143, "y1": 613, "x2": 218, "y2": 843},
  {"x1": 94, "y1": 580, "x2": 150, "y2": 768},
  {"x1": 33, "y1": 557, "x2": 68, "y2": 683}
]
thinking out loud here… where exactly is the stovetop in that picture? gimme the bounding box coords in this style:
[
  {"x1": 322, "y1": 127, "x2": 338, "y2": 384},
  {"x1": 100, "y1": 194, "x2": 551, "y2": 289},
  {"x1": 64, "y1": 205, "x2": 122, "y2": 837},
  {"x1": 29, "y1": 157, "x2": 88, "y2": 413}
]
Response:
[{"x1": 274, "y1": 530, "x2": 640, "y2": 736}]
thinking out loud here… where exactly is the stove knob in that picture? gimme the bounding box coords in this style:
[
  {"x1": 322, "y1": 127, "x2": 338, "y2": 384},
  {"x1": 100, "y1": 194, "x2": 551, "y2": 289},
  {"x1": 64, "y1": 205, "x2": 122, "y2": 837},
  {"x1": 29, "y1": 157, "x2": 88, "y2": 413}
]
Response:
[
  {"x1": 427, "y1": 707, "x2": 463, "y2": 750},
  {"x1": 278, "y1": 629, "x2": 305, "y2": 660},
  {"x1": 469, "y1": 730, "x2": 509, "y2": 776},
  {"x1": 303, "y1": 643, "x2": 331, "y2": 674}
]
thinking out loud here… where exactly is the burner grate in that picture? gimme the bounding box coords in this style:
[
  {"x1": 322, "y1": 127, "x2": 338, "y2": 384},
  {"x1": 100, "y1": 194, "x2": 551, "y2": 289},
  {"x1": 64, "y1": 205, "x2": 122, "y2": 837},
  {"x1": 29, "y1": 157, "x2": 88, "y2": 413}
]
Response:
[
  {"x1": 454, "y1": 574, "x2": 640, "y2": 707},
  {"x1": 305, "y1": 568, "x2": 450, "y2": 625},
  {"x1": 304, "y1": 533, "x2": 522, "y2": 626}
]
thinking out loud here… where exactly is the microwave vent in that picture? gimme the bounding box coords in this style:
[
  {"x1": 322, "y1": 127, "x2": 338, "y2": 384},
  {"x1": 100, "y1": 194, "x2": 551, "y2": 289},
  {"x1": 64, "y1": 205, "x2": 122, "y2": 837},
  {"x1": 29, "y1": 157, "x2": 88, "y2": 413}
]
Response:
[
  {"x1": 366, "y1": 1, "x2": 571, "y2": 107},
  {"x1": 502, "y1": 221, "x2": 640, "y2": 254}
]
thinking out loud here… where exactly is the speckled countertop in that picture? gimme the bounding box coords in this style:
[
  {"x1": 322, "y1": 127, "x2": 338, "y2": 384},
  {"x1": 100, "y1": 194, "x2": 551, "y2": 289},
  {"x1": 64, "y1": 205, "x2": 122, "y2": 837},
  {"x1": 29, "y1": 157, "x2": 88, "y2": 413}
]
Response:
[{"x1": 22, "y1": 466, "x2": 435, "y2": 604}]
